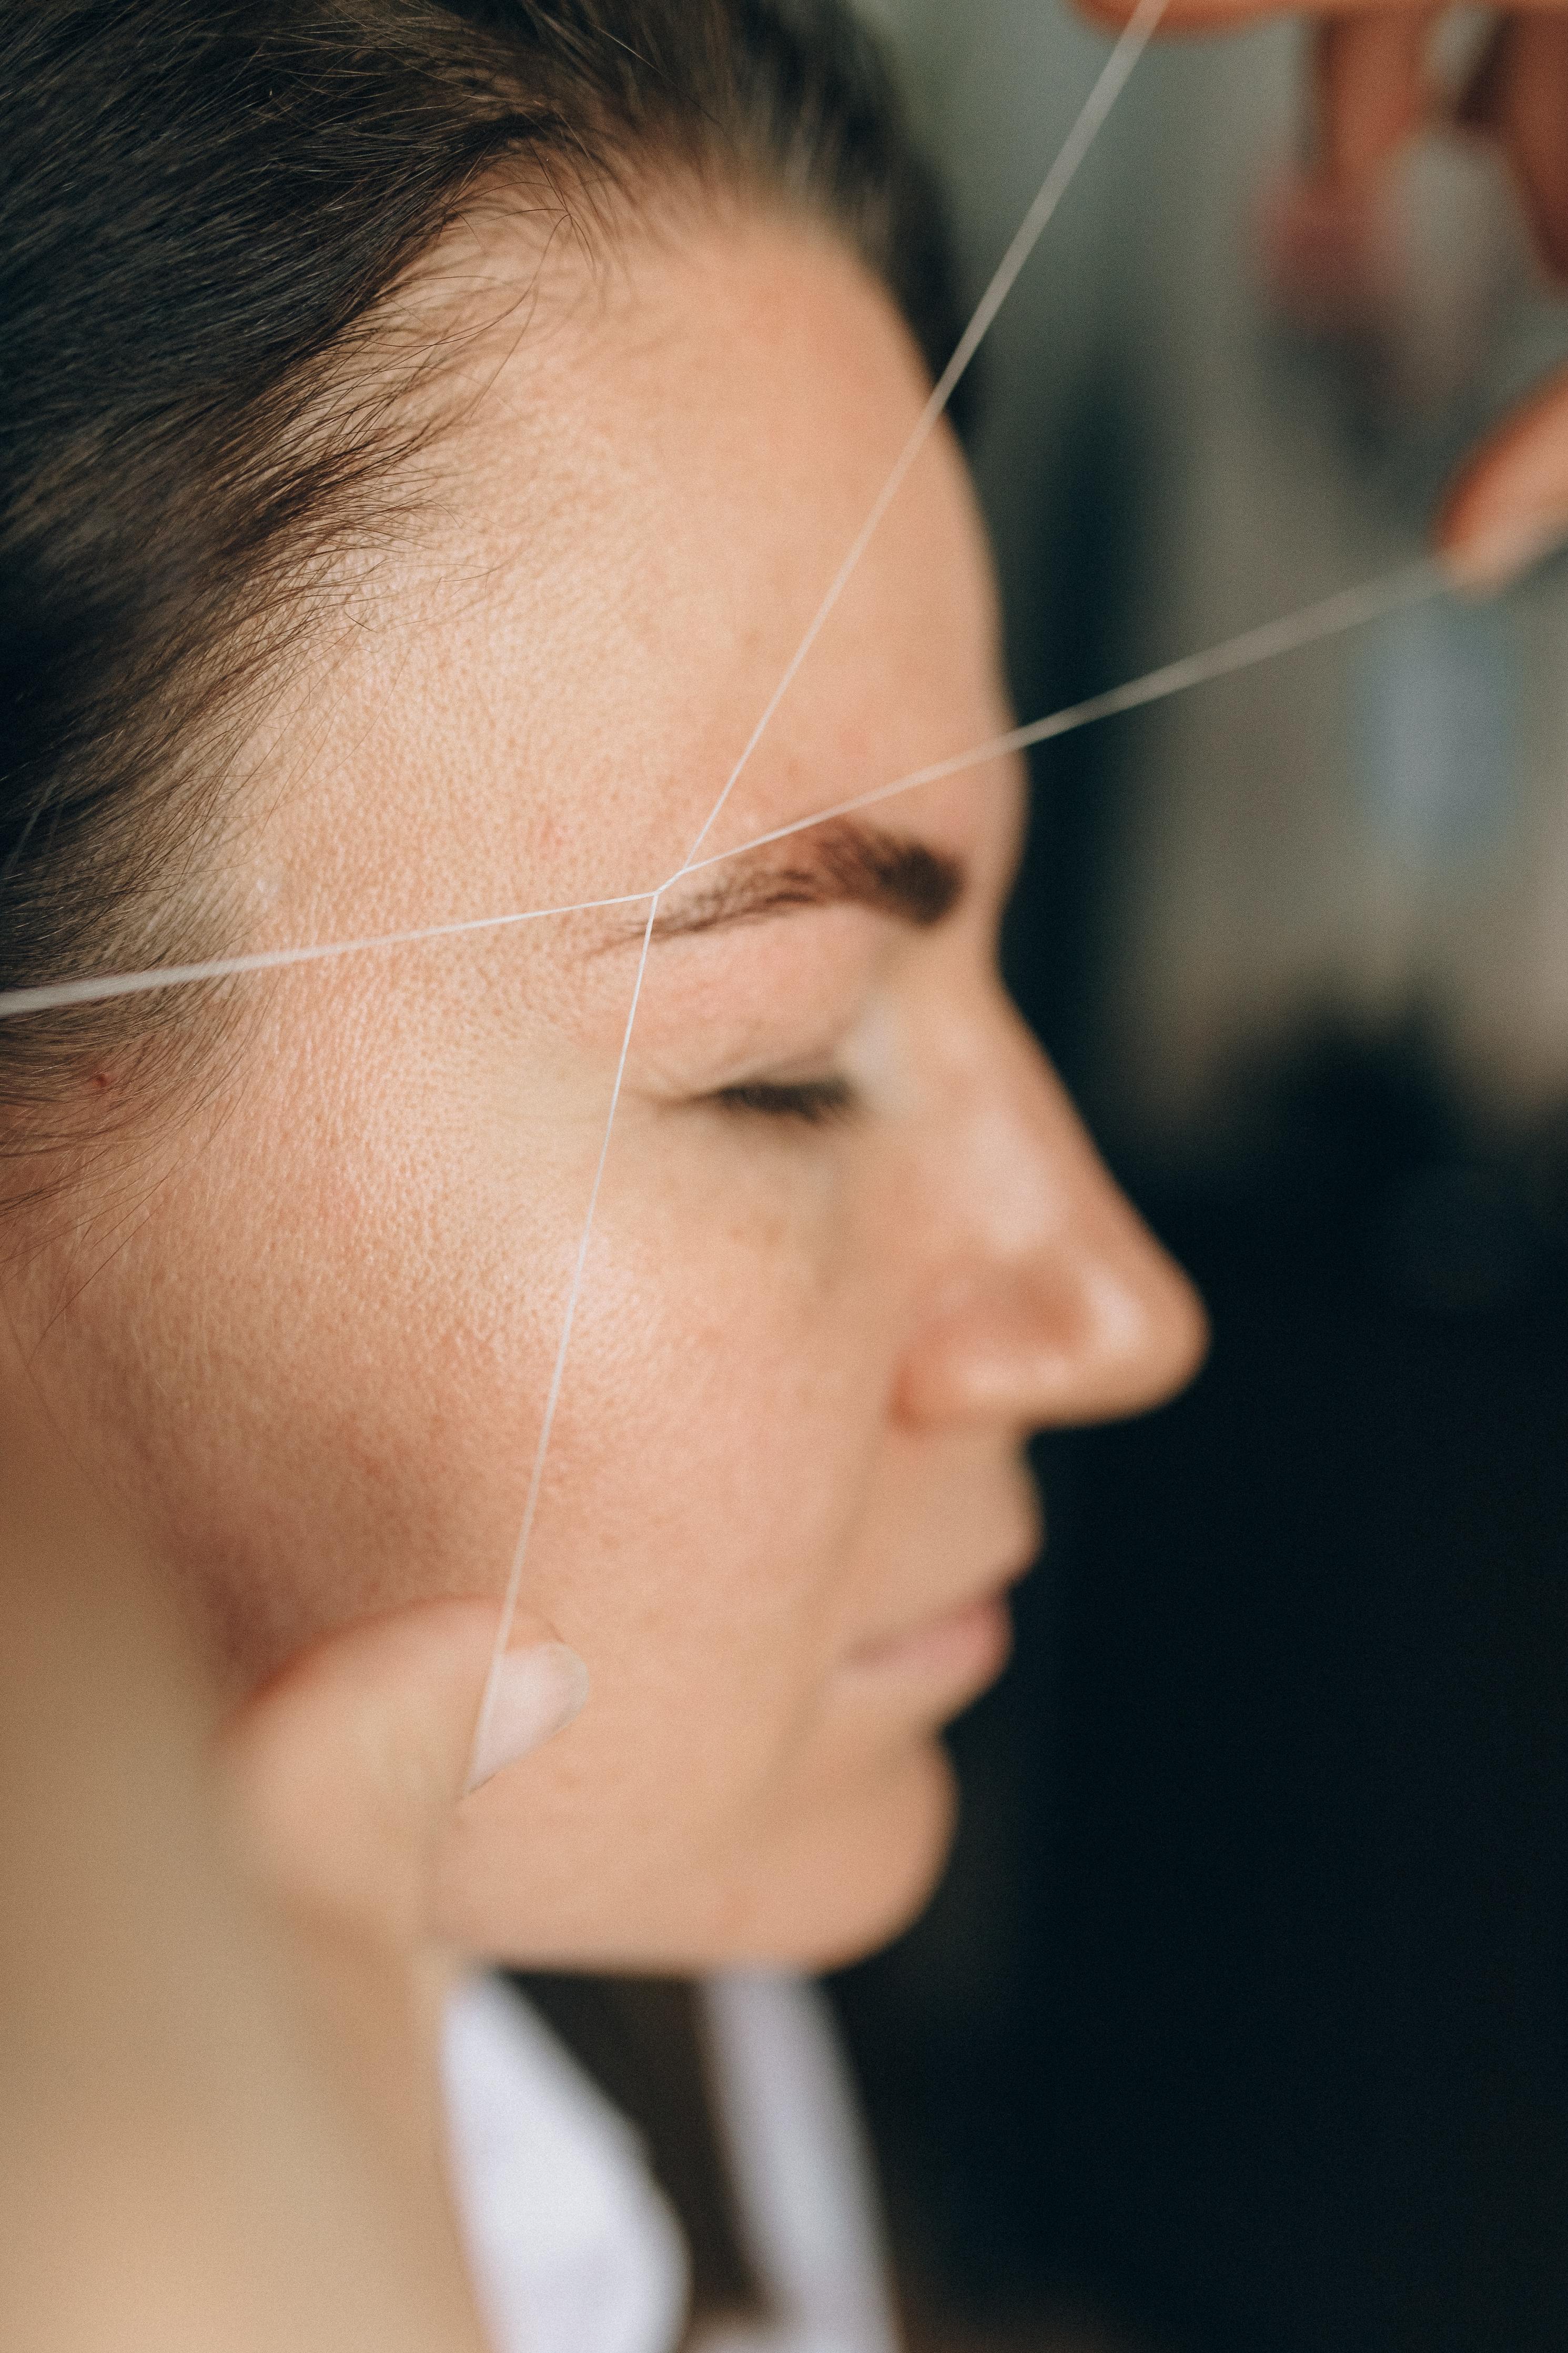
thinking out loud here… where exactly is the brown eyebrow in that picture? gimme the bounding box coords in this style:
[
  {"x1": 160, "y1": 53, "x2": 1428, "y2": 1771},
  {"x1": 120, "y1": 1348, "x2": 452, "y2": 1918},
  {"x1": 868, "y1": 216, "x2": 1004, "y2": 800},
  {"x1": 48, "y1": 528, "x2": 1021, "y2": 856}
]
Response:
[{"x1": 649, "y1": 818, "x2": 964, "y2": 943}]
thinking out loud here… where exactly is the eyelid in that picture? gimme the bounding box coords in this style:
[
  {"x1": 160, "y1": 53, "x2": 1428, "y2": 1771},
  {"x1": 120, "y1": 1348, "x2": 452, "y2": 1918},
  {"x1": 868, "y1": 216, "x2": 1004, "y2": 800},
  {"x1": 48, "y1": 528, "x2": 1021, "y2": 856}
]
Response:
[{"x1": 709, "y1": 1073, "x2": 858, "y2": 1127}]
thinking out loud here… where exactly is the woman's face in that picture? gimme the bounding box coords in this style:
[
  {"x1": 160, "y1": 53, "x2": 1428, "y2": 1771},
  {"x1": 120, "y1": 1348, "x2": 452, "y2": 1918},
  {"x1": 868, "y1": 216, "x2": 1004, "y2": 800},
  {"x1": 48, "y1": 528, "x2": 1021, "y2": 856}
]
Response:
[{"x1": 17, "y1": 209, "x2": 1205, "y2": 1968}]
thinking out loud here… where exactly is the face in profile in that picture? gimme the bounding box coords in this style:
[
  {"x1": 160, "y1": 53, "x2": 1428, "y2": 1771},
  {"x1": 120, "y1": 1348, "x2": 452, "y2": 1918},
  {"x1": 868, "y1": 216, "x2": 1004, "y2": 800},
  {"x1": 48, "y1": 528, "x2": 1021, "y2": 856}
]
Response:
[{"x1": 14, "y1": 206, "x2": 1207, "y2": 1970}]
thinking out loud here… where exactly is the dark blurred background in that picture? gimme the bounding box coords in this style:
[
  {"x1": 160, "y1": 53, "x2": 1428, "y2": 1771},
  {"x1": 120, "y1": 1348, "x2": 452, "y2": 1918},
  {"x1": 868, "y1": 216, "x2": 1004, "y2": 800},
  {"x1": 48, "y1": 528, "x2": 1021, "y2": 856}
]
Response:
[{"x1": 830, "y1": 12, "x2": 1568, "y2": 2351}]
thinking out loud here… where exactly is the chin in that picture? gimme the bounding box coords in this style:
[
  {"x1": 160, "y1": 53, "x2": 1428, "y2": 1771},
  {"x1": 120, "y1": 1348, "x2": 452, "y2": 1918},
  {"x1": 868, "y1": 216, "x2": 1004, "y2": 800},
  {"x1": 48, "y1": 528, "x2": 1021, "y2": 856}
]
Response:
[
  {"x1": 708, "y1": 1735, "x2": 960, "y2": 1973},
  {"x1": 441, "y1": 1735, "x2": 958, "y2": 1976}
]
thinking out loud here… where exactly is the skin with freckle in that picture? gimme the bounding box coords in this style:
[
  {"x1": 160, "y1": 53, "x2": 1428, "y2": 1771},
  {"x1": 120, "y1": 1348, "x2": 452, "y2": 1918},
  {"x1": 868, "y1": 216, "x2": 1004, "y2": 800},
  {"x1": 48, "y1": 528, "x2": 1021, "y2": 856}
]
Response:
[{"x1": 5, "y1": 210, "x2": 1206, "y2": 1969}]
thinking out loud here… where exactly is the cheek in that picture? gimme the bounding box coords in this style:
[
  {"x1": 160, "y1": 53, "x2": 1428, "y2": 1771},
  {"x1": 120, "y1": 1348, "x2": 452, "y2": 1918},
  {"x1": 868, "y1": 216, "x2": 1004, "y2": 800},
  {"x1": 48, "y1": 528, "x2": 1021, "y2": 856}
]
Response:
[
  {"x1": 34, "y1": 965, "x2": 614, "y2": 1682},
  {"x1": 490, "y1": 1142, "x2": 904, "y2": 1826}
]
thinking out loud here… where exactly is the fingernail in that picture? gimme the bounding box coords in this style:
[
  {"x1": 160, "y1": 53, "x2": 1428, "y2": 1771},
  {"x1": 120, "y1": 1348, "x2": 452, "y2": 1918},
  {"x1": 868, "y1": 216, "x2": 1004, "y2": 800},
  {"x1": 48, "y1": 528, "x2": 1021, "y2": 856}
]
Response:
[{"x1": 466, "y1": 1642, "x2": 589, "y2": 1794}]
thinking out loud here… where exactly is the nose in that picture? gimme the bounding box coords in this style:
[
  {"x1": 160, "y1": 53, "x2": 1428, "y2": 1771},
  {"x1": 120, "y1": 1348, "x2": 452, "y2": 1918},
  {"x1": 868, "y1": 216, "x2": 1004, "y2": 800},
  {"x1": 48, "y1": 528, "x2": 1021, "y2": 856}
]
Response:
[{"x1": 896, "y1": 1002, "x2": 1209, "y2": 1432}]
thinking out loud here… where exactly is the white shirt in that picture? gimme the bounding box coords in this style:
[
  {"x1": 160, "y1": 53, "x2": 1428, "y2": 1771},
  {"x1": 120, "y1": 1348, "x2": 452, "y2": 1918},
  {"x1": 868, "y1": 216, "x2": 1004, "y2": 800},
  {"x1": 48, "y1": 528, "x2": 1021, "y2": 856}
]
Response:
[{"x1": 443, "y1": 1972, "x2": 901, "y2": 2353}]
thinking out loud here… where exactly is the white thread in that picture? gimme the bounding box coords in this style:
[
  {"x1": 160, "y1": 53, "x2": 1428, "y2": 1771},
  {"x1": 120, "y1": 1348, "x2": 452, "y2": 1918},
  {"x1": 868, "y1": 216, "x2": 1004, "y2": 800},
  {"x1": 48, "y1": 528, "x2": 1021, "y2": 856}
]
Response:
[
  {"x1": 464, "y1": 545, "x2": 1440, "y2": 1735},
  {"x1": 0, "y1": 0, "x2": 1171, "y2": 1044},
  {"x1": 677, "y1": 556, "x2": 1447, "y2": 876},
  {"x1": 465, "y1": 894, "x2": 660, "y2": 1788},
  {"x1": 0, "y1": 13, "x2": 1451, "y2": 1799},
  {"x1": 677, "y1": 0, "x2": 1172, "y2": 868},
  {"x1": 467, "y1": 0, "x2": 1178, "y2": 1736},
  {"x1": 0, "y1": 555, "x2": 1446, "y2": 1026},
  {"x1": 0, "y1": 887, "x2": 657, "y2": 1022}
]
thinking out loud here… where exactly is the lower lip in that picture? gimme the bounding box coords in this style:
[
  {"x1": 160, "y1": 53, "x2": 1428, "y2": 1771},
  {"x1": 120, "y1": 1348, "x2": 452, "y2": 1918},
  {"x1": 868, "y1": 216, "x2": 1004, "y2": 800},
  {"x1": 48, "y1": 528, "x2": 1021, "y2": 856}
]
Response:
[{"x1": 842, "y1": 1591, "x2": 1014, "y2": 1701}]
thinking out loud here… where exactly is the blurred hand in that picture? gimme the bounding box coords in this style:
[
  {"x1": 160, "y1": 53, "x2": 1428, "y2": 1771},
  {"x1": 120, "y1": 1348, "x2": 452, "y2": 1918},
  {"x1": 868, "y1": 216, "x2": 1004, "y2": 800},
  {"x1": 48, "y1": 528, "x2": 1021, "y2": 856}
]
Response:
[
  {"x1": 1079, "y1": 0, "x2": 1568, "y2": 584},
  {"x1": 0, "y1": 1387, "x2": 583, "y2": 2352},
  {"x1": 223, "y1": 1588, "x2": 587, "y2": 2209}
]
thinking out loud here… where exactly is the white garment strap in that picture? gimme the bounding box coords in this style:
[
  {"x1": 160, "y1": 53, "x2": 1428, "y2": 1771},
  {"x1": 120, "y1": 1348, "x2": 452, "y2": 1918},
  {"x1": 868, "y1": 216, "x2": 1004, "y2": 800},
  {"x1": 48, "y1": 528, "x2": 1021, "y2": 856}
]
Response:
[
  {"x1": 443, "y1": 1974, "x2": 691, "y2": 2353},
  {"x1": 701, "y1": 1974, "x2": 902, "y2": 2353}
]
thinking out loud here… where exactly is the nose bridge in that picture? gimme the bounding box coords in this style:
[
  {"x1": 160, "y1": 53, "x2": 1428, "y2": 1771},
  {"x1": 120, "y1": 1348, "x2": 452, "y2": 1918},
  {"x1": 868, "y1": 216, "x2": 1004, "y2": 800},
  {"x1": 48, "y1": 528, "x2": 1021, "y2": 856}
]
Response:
[
  {"x1": 958, "y1": 1005, "x2": 1121, "y2": 1256},
  {"x1": 906, "y1": 997, "x2": 1208, "y2": 1429}
]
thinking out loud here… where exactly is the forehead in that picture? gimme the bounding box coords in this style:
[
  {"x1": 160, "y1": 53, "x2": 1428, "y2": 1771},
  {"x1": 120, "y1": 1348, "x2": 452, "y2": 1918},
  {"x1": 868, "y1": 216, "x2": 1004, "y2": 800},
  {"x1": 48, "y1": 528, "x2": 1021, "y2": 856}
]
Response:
[{"x1": 262, "y1": 209, "x2": 1006, "y2": 940}]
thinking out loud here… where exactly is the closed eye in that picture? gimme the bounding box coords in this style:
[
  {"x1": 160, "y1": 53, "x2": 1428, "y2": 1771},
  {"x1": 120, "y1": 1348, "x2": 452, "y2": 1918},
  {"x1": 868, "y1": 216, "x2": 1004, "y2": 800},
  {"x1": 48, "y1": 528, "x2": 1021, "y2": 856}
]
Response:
[{"x1": 709, "y1": 1074, "x2": 858, "y2": 1126}]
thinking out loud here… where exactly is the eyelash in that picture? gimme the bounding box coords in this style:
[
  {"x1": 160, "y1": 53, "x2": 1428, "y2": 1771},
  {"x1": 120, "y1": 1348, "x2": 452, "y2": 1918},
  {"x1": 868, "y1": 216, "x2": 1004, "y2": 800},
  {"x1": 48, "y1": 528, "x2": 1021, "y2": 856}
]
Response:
[{"x1": 709, "y1": 1074, "x2": 858, "y2": 1127}]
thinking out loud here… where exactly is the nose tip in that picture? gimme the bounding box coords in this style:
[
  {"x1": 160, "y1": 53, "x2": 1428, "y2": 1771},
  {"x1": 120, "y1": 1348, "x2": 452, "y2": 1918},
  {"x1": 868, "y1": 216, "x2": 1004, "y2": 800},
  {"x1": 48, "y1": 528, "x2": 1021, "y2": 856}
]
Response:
[
  {"x1": 899, "y1": 1225, "x2": 1207, "y2": 1433},
  {"x1": 1080, "y1": 1226, "x2": 1210, "y2": 1423},
  {"x1": 899, "y1": 1010, "x2": 1211, "y2": 1433},
  {"x1": 1033, "y1": 1170, "x2": 1211, "y2": 1425},
  {"x1": 898, "y1": 997, "x2": 1213, "y2": 1435}
]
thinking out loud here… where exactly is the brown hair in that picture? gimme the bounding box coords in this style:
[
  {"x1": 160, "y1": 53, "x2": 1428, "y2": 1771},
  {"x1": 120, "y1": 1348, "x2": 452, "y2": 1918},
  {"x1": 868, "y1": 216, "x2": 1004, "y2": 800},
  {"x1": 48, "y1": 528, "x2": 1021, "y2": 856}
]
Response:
[
  {"x1": 4, "y1": 0, "x2": 958, "y2": 2303},
  {"x1": 0, "y1": 0, "x2": 961, "y2": 1138}
]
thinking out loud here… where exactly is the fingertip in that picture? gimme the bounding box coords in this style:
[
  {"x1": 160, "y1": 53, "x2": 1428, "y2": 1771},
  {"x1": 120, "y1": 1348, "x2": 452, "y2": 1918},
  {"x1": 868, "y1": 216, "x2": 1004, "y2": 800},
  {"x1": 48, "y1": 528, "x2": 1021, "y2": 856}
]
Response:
[
  {"x1": 1438, "y1": 374, "x2": 1568, "y2": 594},
  {"x1": 1438, "y1": 510, "x2": 1561, "y2": 598},
  {"x1": 1439, "y1": 489, "x2": 1568, "y2": 599}
]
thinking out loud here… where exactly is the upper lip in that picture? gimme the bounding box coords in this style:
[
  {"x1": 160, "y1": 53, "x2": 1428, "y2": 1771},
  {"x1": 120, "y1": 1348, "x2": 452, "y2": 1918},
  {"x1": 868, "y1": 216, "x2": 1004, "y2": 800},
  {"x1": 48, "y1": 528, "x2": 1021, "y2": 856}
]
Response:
[{"x1": 847, "y1": 1539, "x2": 1038, "y2": 1663}]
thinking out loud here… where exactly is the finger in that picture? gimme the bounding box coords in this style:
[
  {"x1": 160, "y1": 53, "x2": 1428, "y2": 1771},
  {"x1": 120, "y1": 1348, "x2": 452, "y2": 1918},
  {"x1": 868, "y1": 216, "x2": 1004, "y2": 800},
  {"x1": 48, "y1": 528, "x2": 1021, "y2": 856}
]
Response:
[
  {"x1": 223, "y1": 1599, "x2": 586, "y2": 1940},
  {"x1": 1312, "y1": 12, "x2": 1434, "y2": 192},
  {"x1": 1457, "y1": 17, "x2": 1568, "y2": 278},
  {"x1": 0, "y1": 1454, "x2": 492, "y2": 2353},
  {"x1": 1439, "y1": 363, "x2": 1568, "y2": 587}
]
